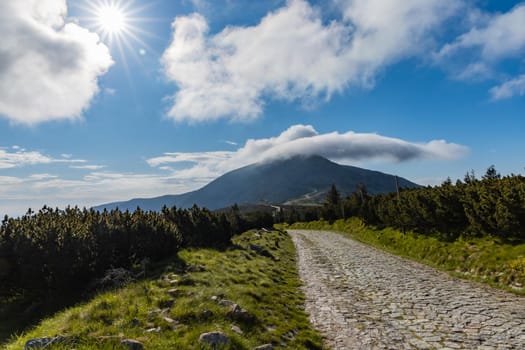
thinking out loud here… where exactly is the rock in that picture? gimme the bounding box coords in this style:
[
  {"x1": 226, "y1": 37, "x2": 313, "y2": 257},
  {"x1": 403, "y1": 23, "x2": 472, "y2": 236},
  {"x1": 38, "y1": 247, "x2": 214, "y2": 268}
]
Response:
[
  {"x1": 129, "y1": 318, "x2": 140, "y2": 327},
  {"x1": 231, "y1": 325, "x2": 243, "y2": 335},
  {"x1": 24, "y1": 336, "x2": 65, "y2": 349},
  {"x1": 121, "y1": 339, "x2": 144, "y2": 350},
  {"x1": 160, "y1": 308, "x2": 171, "y2": 316},
  {"x1": 199, "y1": 331, "x2": 229, "y2": 346},
  {"x1": 146, "y1": 327, "x2": 161, "y2": 333},
  {"x1": 167, "y1": 288, "x2": 179, "y2": 296},
  {"x1": 228, "y1": 304, "x2": 255, "y2": 322},
  {"x1": 147, "y1": 308, "x2": 161, "y2": 315},
  {"x1": 230, "y1": 303, "x2": 242, "y2": 313},
  {"x1": 162, "y1": 316, "x2": 179, "y2": 328},
  {"x1": 211, "y1": 295, "x2": 219, "y2": 302},
  {"x1": 163, "y1": 316, "x2": 176, "y2": 323},
  {"x1": 254, "y1": 344, "x2": 273, "y2": 350},
  {"x1": 219, "y1": 299, "x2": 235, "y2": 306}
]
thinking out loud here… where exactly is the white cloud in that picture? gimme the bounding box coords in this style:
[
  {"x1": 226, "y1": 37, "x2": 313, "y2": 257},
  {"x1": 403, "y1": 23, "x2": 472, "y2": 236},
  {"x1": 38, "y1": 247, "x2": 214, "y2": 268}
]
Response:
[
  {"x1": 147, "y1": 124, "x2": 468, "y2": 181},
  {"x1": 147, "y1": 151, "x2": 232, "y2": 168},
  {"x1": 0, "y1": 0, "x2": 113, "y2": 124},
  {"x1": 490, "y1": 75, "x2": 525, "y2": 100},
  {"x1": 0, "y1": 170, "x2": 209, "y2": 217},
  {"x1": 70, "y1": 164, "x2": 106, "y2": 170},
  {"x1": 439, "y1": 4, "x2": 525, "y2": 62},
  {"x1": 0, "y1": 148, "x2": 85, "y2": 169},
  {"x1": 162, "y1": 0, "x2": 460, "y2": 123},
  {"x1": 0, "y1": 129, "x2": 468, "y2": 217},
  {"x1": 28, "y1": 173, "x2": 58, "y2": 180},
  {"x1": 437, "y1": 3, "x2": 525, "y2": 96}
]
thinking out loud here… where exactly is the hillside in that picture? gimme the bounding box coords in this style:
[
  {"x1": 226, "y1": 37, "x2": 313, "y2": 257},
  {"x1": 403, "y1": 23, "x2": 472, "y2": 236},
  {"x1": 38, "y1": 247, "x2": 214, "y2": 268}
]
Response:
[
  {"x1": 3, "y1": 230, "x2": 323, "y2": 349},
  {"x1": 94, "y1": 155, "x2": 420, "y2": 212}
]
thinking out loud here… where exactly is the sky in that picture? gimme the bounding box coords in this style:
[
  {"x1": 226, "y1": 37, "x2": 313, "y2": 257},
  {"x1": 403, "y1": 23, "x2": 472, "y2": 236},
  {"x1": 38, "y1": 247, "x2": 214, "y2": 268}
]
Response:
[{"x1": 1, "y1": 0, "x2": 524, "y2": 217}]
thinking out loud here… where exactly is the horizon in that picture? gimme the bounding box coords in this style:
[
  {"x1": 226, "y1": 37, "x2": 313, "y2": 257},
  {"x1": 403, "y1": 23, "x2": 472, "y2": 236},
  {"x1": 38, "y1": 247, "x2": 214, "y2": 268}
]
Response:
[{"x1": 1, "y1": 0, "x2": 524, "y2": 217}]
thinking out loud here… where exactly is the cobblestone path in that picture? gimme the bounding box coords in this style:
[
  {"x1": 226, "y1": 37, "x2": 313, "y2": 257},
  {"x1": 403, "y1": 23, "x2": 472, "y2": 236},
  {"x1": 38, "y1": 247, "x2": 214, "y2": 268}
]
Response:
[{"x1": 289, "y1": 230, "x2": 525, "y2": 350}]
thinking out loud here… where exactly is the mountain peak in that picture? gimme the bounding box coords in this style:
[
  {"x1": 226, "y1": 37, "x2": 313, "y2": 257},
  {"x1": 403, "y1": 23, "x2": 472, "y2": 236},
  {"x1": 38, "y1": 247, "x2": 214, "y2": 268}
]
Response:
[{"x1": 94, "y1": 156, "x2": 419, "y2": 212}]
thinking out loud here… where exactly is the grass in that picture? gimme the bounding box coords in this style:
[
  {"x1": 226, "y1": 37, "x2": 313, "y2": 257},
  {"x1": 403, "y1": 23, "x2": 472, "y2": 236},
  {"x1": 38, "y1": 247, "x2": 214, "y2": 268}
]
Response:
[
  {"x1": 284, "y1": 218, "x2": 525, "y2": 295},
  {"x1": 3, "y1": 230, "x2": 323, "y2": 349}
]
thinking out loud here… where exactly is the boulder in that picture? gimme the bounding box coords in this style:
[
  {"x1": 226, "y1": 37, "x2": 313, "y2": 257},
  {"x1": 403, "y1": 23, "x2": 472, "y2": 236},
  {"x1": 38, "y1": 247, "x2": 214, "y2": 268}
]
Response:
[
  {"x1": 219, "y1": 299, "x2": 235, "y2": 306},
  {"x1": 231, "y1": 325, "x2": 243, "y2": 335},
  {"x1": 167, "y1": 288, "x2": 180, "y2": 297},
  {"x1": 146, "y1": 327, "x2": 161, "y2": 333},
  {"x1": 254, "y1": 344, "x2": 273, "y2": 350},
  {"x1": 120, "y1": 339, "x2": 144, "y2": 350},
  {"x1": 24, "y1": 336, "x2": 65, "y2": 349},
  {"x1": 228, "y1": 304, "x2": 255, "y2": 322},
  {"x1": 199, "y1": 331, "x2": 229, "y2": 346}
]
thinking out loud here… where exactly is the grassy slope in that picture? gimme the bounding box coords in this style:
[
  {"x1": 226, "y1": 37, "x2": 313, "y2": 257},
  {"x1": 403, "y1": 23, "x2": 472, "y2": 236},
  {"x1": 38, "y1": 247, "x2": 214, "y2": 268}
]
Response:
[
  {"x1": 286, "y1": 218, "x2": 525, "y2": 295},
  {"x1": 3, "y1": 230, "x2": 323, "y2": 350}
]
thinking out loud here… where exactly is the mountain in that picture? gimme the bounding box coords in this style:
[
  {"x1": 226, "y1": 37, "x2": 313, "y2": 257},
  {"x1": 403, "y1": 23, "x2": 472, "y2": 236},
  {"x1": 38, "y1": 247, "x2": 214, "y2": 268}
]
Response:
[{"x1": 93, "y1": 155, "x2": 420, "y2": 212}]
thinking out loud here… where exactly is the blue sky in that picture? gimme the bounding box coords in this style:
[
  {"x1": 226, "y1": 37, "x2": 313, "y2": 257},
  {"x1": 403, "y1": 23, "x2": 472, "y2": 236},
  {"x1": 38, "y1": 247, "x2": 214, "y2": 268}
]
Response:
[{"x1": 1, "y1": 0, "x2": 524, "y2": 216}]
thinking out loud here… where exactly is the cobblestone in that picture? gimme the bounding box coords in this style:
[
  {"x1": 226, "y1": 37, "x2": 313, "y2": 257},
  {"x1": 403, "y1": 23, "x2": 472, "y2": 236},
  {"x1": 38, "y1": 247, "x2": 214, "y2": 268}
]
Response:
[{"x1": 289, "y1": 230, "x2": 525, "y2": 350}]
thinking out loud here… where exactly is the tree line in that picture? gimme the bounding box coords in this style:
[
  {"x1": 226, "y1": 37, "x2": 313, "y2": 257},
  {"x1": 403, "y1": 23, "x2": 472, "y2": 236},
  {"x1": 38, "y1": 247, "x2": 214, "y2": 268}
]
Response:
[
  {"x1": 0, "y1": 204, "x2": 268, "y2": 301},
  {"x1": 284, "y1": 166, "x2": 525, "y2": 242}
]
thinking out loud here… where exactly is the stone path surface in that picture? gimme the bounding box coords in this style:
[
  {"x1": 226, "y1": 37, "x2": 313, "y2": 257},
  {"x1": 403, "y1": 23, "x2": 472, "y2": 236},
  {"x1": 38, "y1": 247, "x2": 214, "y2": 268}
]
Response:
[{"x1": 289, "y1": 230, "x2": 525, "y2": 350}]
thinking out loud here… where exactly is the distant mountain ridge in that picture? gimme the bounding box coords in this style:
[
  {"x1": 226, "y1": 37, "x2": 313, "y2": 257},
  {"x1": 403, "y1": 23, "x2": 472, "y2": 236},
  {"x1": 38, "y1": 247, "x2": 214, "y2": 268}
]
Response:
[{"x1": 93, "y1": 155, "x2": 420, "y2": 212}]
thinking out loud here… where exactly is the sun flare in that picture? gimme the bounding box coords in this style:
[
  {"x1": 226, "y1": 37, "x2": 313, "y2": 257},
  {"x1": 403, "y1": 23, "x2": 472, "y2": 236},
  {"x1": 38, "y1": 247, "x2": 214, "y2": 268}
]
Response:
[
  {"x1": 78, "y1": 0, "x2": 154, "y2": 69},
  {"x1": 97, "y1": 5, "x2": 126, "y2": 34}
]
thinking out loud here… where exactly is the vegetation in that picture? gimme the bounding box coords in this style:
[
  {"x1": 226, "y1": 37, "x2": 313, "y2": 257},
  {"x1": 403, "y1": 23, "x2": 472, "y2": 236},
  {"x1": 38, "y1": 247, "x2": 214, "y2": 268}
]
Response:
[
  {"x1": 0, "y1": 204, "x2": 271, "y2": 343},
  {"x1": 3, "y1": 229, "x2": 323, "y2": 349},
  {"x1": 281, "y1": 166, "x2": 525, "y2": 294},
  {"x1": 285, "y1": 166, "x2": 525, "y2": 242},
  {"x1": 2, "y1": 163, "x2": 524, "y2": 345},
  {"x1": 286, "y1": 218, "x2": 525, "y2": 294}
]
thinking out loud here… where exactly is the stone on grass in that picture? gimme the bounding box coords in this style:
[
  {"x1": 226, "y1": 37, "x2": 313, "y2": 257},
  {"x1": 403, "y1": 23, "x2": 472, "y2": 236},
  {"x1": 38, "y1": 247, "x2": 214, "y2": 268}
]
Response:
[
  {"x1": 167, "y1": 288, "x2": 180, "y2": 296},
  {"x1": 228, "y1": 304, "x2": 255, "y2": 322},
  {"x1": 199, "y1": 331, "x2": 229, "y2": 346},
  {"x1": 231, "y1": 325, "x2": 243, "y2": 335},
  {"x1": 121, "y1": 339, "x2": 144, "y2": 350},
  {"x1": 254, "y1": 344, "x2": 273, "y2": 350},
  {"x1": 163, "y1": 316, "x2": 179, "y2": 328},
  {"x1": 219, "y1": 299, "x2": 235, "y2": 306},
  {"x1": 24, "y1": 336, "x2": 65, "y2": 349},
  {"x1": 147, "y1": 308, "x2": 161, "y2": 315}
]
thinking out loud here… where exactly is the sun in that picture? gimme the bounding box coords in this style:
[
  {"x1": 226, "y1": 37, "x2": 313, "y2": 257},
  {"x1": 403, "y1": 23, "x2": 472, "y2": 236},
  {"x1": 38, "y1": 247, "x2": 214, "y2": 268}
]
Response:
[
  {"x1": 77, "y1": 0, "x2": 146, "y2": 46},
  {"x1": 96, "y1": 4, "x2": 127, "y2": 34},
  {"x1": 75, "y1": 0, "x2": 155, "y2": 71}
]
